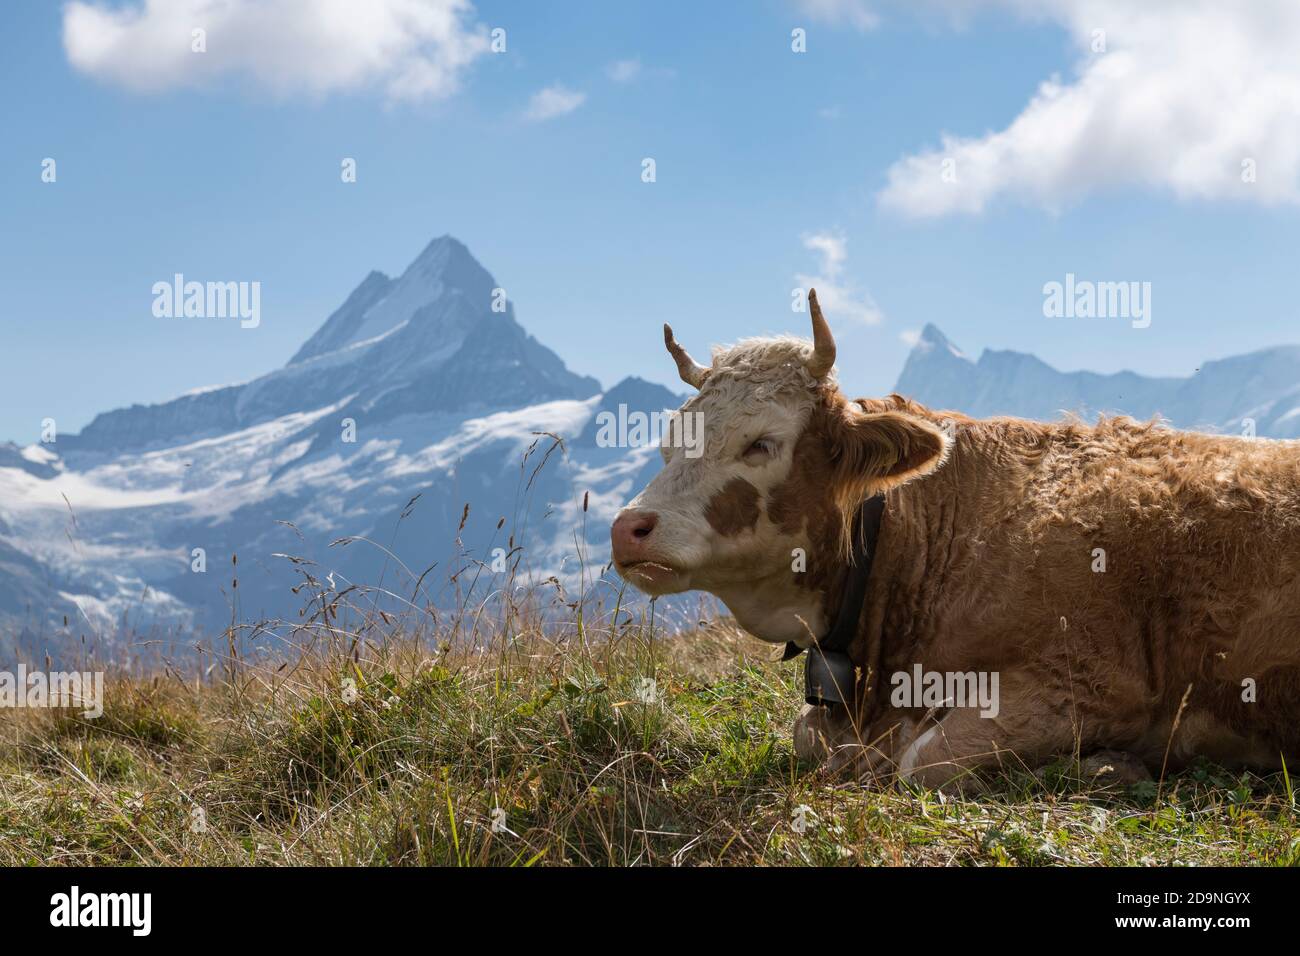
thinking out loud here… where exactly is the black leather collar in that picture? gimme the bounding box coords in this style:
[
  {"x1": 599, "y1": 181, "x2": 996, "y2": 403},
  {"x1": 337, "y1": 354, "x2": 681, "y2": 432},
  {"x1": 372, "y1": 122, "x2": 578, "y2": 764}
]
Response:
[{"x1": 782, "y1": 493, "x2": 886, "y2": 662}]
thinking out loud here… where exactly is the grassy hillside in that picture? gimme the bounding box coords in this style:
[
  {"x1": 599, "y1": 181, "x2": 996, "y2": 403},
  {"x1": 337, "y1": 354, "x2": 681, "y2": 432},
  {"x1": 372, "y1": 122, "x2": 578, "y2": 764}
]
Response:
[{"x1": 1, "y1": 610, "x2": 1296, "y2": 866}]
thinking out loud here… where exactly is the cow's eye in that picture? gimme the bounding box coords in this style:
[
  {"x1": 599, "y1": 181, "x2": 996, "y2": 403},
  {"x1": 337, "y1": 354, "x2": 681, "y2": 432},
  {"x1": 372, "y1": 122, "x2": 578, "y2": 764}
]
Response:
[{"x1": 742, "y1": 437, "x2": 777, "y2": 461}]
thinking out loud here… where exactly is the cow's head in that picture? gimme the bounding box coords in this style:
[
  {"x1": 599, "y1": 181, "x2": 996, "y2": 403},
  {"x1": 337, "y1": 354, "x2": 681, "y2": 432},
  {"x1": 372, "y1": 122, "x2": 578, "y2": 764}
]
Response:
[{"x1": 610, "y1": 290, "x2": 950, "y2": 645}]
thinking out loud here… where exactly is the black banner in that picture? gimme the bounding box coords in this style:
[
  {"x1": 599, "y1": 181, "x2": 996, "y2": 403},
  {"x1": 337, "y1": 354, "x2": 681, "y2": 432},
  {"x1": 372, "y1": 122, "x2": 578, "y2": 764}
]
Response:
[{"x1": 0, "y1": 865, "x2": 1274, "y2": 942}]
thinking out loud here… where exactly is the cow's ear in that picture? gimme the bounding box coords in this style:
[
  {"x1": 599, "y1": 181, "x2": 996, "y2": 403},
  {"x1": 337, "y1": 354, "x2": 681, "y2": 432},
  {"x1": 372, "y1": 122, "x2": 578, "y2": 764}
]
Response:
[{"x1": 829, "y1": 406, "x2": 948, "y2": 498}]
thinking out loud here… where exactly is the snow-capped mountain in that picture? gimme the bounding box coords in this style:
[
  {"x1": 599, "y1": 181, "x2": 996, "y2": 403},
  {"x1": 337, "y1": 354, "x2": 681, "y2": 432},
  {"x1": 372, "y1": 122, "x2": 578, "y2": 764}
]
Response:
[
  {"x1": 8, "y1": 240, "x2": 1297, "y2": 665},
  {"x1": 65, "y1": 237, "x2": 600, "y2": 453},
  {"x1": 0, "y1": 237, "x2": 680, "y2": 664},
  {"x1": 896, "y1": 324, "x2": 1300, "y2": 439}
]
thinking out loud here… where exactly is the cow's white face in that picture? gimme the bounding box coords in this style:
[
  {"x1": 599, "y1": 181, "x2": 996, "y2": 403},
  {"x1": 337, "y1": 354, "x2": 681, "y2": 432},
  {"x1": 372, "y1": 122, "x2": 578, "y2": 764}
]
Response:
[
  {"x1": 613, "y1": 340, "x2": 819, "y2": 598},
  {"x1": 611, "y1": 294, "x2": 949, "y2": 645}
]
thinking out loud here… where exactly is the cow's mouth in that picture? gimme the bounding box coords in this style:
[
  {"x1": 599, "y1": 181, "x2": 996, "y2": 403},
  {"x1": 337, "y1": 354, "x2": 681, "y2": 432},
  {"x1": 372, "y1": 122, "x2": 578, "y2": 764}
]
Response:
[{"x1": 616, "y1": 559, "x2": 687, "y2": 594}]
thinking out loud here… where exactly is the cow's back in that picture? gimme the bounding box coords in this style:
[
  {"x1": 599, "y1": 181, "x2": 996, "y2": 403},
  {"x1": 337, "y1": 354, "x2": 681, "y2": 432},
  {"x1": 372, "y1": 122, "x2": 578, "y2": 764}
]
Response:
[{"x1": 895, "y1": 412, "x2": 1300, "y2": 764}]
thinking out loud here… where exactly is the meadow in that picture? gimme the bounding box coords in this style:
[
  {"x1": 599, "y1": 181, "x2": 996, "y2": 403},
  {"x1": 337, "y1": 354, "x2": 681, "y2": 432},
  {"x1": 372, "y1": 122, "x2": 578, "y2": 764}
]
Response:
[{"x1": 2, "y1": 590, "x2": 1296, "y2": 867}]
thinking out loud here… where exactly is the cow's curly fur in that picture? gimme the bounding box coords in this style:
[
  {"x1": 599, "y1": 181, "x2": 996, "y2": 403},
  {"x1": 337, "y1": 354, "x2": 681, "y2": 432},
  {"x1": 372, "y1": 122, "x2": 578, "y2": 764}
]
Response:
[
  {"x1": 672, "y1": 336, "x2": 825, "y2": 458},
  {"x1": 841, "y1": 396, "x2": 1300, "y2": 779}
]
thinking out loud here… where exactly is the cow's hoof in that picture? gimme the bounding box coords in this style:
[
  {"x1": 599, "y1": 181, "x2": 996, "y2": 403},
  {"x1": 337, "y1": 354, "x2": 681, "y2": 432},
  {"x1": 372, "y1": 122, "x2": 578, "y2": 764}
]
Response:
[
  {"x1": 1079, "y1": 750, "x2": 1153, "y2": 787},
  {"x1": 793, "y1": 703, "x2": 833, "y2": 765},
  {"x1": 794, "y1": 706, "x2": 880, "y2": 779}
]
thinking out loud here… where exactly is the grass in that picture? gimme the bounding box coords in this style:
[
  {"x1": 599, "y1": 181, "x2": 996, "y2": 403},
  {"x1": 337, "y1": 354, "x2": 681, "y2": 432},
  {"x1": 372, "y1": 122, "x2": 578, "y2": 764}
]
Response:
[{"x1": 2, "y1": 615, "x2": 1297, "y2": 866}]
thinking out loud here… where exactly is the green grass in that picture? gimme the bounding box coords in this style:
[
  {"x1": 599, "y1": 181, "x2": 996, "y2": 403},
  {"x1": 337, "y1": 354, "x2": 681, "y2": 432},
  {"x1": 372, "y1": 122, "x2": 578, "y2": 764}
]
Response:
[{"x1": 1, "y1": 619, "x2": 1297, "y2": 866}]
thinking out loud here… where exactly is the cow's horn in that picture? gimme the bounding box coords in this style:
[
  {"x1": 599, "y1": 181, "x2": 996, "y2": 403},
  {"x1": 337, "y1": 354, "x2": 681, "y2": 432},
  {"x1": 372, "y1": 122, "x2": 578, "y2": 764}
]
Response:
[
  {"x1": 805, "y1": 288, "x2": 836, "y2": 380},
  {"x1": 664, "y1": 324, "x2": 708, "y2": 389}
]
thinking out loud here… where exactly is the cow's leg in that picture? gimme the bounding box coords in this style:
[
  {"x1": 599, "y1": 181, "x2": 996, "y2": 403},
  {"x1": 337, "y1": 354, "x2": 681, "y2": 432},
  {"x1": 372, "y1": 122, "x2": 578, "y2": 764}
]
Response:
[
  {"x1": 794, "y1": 704, "x2": 875, "y2": 769},
  {"x1": 1077, "y1": 749, "x2": 1153, "y2": 786},
  {"x1": 794, "y1": 704, "x2": 909, "y2": 783},
  {"x1": 793, "y1": 703, "x2": 837, "y2": 764},
  {"x1": 896, "y1": 705, "x2": 1078, "y2": 791}
]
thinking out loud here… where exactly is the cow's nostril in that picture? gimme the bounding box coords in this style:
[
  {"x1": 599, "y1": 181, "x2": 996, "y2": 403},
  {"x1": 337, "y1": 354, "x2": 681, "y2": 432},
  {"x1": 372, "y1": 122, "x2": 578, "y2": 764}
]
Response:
[{"x1": 612, "y1": 511, "x2": 659, "y2": 561}]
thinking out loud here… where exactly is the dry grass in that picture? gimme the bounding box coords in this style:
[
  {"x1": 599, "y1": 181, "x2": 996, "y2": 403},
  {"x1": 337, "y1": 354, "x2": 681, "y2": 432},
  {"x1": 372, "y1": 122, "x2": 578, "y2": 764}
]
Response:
[{"x1": 2, "y1": 606, "x2": 1297, "y2": 866}]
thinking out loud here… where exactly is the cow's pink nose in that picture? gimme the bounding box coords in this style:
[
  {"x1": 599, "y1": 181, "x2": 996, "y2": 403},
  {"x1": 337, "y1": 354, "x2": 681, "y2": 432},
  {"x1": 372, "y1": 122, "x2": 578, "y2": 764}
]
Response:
[{"x1": 611, "y1": 511, "x2": 658, "y2": 565}]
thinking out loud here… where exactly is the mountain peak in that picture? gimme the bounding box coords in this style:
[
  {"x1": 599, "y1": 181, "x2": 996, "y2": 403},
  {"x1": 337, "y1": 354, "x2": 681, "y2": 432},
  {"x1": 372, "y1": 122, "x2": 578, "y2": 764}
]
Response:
[
  {"x1": 919, "y1": 323, "x2": 951, "y2": 347},
  {"x1": 894, "y1": 329, "x2": 1300, "y2": 434},
  {"x1": 290, "y1": 235, "x2": 497, "y2": 368},
  {"x1": 71, "y1": 235, "x2": 595, "y2": 451},
  {"x1": 412, "y1": 233, "x2": 459, "y2": 261},
  {"x1": 902, "y1": 324, "x2": 969, "y2": 364},
  {"x1": 406, "y1": 234, "x2": 469, "y2": 278},
  {"x1": 576, "y1": 376, "x2": 686, "y2": 446}
]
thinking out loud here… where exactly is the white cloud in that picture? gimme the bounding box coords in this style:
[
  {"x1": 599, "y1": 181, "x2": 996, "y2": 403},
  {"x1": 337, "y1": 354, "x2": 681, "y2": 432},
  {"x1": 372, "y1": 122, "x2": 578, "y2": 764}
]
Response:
[
  {"x1": 796, "y1": 231, "x2": 883, "y2": 325},
  {"x1": 804, "y1": 232, "x2": 848, "y2": 272},
  {"x1": 899, "y1": 328, "x2": 921, "y2": 347},
  {"x1": 62, "y1": 0, "x2": 489, "y2": 103},
  {"x1": 794, "y1": 0, "x2": 879, "y2": 31},
  {"x1": 606, "y1": 58, "x2": 642, "y2": 83},
  {"x1": 524, "y1": 83, "x2": 586, "y2": 122},
  {"x1": 878, "y1": 0, "x2": 1300, "y2": 216}
]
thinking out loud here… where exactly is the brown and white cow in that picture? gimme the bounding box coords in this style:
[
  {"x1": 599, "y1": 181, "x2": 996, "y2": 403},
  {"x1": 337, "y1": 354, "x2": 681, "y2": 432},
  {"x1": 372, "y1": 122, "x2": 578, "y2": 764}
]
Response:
[{"x1": 611, "y1": 290, "x2": 1300, "y2": 787}]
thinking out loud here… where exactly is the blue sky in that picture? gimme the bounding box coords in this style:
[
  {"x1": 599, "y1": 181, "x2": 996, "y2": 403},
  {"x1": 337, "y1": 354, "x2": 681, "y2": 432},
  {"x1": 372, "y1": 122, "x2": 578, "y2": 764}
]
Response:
[{"x1": 3, "y1": 0, "x2": 1299, "y2": 443}]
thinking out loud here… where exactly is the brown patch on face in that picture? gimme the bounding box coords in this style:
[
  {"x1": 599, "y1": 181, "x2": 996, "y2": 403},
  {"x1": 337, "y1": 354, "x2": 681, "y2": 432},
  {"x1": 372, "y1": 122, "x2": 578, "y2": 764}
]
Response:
[
  {"x1": 705, "y1": 478, "x2": 762, "y2": 536},
  {"x1": 766, "y1": 400, "x2": 845, "y2": 600},
  {"x1": 767, "y1": 400, "x2": 842, "y2": 541}
]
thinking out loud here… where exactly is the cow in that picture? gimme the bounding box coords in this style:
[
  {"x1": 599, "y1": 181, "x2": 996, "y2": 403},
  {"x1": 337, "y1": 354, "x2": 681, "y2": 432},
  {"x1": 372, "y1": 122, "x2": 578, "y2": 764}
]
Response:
[{"x1": 610, "y1": 290, "x2": 1300, "y2": 788}]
